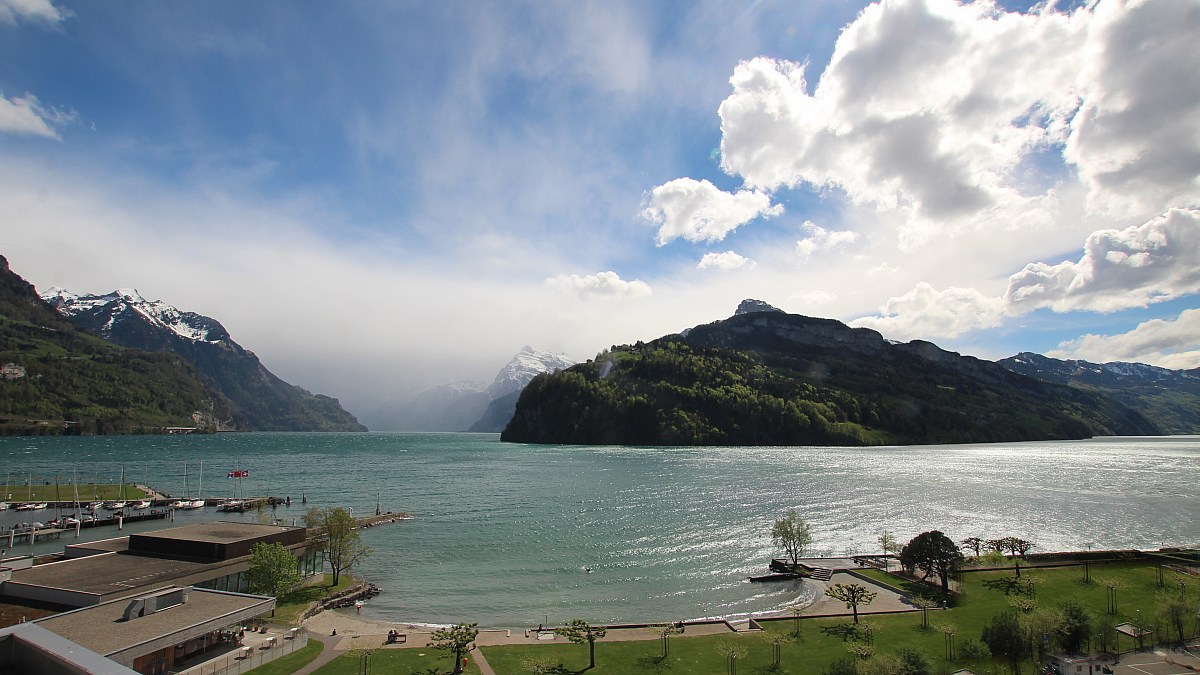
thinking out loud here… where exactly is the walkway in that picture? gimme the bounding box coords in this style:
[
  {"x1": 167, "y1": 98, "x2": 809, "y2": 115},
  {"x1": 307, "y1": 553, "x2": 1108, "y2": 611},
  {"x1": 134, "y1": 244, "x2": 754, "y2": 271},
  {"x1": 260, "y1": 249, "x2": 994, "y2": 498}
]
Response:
[{"x1": 293, "y1": 557, "x2": 927, "y2": 672}]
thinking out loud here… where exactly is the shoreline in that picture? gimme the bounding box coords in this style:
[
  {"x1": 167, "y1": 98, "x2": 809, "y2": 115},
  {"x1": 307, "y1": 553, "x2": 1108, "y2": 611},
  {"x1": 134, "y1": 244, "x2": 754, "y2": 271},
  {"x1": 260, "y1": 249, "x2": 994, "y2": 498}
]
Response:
[{"x1": 300, "y1": 564, "x2": 917, "y2": 643}]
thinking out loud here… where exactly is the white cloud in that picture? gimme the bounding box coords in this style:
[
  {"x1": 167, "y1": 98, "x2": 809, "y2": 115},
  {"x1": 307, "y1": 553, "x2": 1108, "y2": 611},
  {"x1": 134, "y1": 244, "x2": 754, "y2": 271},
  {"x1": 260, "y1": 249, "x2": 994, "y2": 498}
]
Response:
[
  {"x1": 697, "y1": 250, "x2": 755, "y2": 271},
  {"x1": 1005, "y1": 208, "x2": 1200, "y2": 313},
  {"x1": 544, "y1": 270, "x2": 652, "y2": 299},
  {"x1": 696, "y1": 0, "x2": 1198, "y2": 249},
  {"x1": 1048, "y1": 308, "x2": 1200, "y2": 370},
  {"x1": 1064, "y1": 0, "x2": 1200, "y2": 218},
  {"x1": 0, "y1": 93, "x2": 68, "y2": 139},
  {"x1": 851, "y1": 282, "x2": 1006, "y2": 340},
  {"x1": 0, "y1": 0, "x2": 68, "y2": 25},
  {"x1": 641, "y1": 177, "x2": 782, "y2": 245},
  {"x1": 796, "y1": 220, "x2": 858, "y2": 258}
]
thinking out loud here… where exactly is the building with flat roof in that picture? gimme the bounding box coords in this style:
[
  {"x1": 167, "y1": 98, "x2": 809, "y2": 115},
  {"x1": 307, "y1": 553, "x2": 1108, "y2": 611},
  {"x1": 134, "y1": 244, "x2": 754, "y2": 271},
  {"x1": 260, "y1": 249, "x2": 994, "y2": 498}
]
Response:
[
  {"x1": 36, "y1": 586, "x2": 273, "y2": 674},
  {"x1": 0, "y1": 520, "x2": 316, "y2": 675},
  {"x1": 2, "y1": 521, "x2": 318, "y2": 607}
]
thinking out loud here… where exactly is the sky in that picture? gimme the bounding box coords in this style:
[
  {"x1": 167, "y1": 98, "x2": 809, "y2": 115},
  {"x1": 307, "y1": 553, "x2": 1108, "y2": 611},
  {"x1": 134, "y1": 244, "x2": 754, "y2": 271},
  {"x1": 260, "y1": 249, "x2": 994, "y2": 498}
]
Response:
[{"x1": 2, "y1": 0, "x2": 1198, "y2": 419}]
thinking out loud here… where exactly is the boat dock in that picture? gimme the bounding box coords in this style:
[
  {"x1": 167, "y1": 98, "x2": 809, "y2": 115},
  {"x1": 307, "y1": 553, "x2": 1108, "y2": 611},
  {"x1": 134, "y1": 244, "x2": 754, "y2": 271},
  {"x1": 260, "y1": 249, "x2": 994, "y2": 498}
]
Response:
[{"x1": 2, "y1": 527, "x2": 66, "y2": 545}]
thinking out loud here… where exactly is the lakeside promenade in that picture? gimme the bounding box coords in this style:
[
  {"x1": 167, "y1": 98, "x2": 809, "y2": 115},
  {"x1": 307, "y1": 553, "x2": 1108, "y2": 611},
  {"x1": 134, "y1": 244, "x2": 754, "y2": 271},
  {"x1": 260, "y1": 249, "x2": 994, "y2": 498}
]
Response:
[{"x1": 295, "y1": 558, "x2": 918, "y2": 674}]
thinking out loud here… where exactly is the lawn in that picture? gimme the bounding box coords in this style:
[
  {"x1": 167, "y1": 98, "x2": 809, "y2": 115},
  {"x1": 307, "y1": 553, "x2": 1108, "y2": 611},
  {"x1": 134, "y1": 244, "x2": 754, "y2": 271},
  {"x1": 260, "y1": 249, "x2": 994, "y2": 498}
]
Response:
[
  {"x1": 311, "y1": 648, "x2": 483, "y2": 675},
  {"x1": 244, "y1": 638, "x2": 323, "y2": 675},
  {"x1": 271, "y1": 573, "x2": 358, "y2": 626},
  {"x1": 478, "y1": 560, "x2": 1195, "y2": 674}
]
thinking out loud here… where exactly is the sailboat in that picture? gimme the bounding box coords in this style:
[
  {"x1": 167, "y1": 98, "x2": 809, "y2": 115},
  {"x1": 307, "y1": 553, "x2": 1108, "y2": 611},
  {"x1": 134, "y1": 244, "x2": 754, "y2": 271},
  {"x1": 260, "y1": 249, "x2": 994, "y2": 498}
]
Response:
[
  {"x1": 103, "y1": 467, "x2": 127, "y2": 510},
  {"x1": 1, "y1": 472, "x2": 9, "y2": 510},
  {"x1": 178, "y1": 461, "x2": 205, "y2": 509}
]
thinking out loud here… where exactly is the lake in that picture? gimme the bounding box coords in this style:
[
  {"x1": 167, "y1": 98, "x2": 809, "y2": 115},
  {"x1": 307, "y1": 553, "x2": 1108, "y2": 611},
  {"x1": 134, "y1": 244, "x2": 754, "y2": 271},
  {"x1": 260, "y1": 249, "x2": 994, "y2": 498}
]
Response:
[{"x1": 1, "y1": 433, "x2": 1197, "y2": 628}]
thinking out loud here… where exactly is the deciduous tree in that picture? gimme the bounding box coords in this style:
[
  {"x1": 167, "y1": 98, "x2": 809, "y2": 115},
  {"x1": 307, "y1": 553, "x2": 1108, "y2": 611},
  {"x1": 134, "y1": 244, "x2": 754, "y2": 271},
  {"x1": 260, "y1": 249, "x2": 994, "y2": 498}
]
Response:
[
  {"x1": 429, "y1": 623, "x2": 478, "y2": 675},
  {"x1": 771, "y1": 509, "x2": 813, "y2": 568},
  {"x1": 900, "y1": 531, "x2": 964, "y2": 595},
  {"x1": 556, "y1": 618, "x2": 607, "y2": 669},
  {"x1": 304, "y1": 506, "x2": 372, "y2": 586},
  {"x1": 245, "y1": 541, "x2": 301, "y2": 609},
  {"x1": 824, "y1": 583, "x2": 877, "y2": 624}
]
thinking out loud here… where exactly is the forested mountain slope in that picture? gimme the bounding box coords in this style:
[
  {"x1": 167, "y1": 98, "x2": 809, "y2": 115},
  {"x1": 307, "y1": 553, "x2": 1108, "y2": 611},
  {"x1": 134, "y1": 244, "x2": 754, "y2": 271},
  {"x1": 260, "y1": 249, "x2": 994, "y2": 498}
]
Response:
[
  {"x1": 503, "y1": 311, "x2": 1159, "y2": 446},
  {"x1": 0, "y1": 255, "x2": 240, "y2": 435}
]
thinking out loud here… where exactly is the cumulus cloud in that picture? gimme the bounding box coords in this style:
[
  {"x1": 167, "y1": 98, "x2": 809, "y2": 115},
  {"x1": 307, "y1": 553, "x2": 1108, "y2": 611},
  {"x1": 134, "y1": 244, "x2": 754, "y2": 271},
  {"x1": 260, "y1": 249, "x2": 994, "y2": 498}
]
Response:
[
  {"x1": 0, "y1": 0, "x2": 69, "y2": 25},
  {"x1": 1005, "y1": 208, "x2": 1200, "y2": 313},
  {"x1": 697, "y1": 250, "x2": 754, "y2": 271},
  {"x1": 796, "y1": 220, "x2": 858, "y2": 258},
  {"x1": 642, "y1": 0, "x2": 1197, "y2": 249},
  {"x1": 1048, "y1": 308, "x2": 1200, "y2": 370},
  {"x1": 641, "y1": 177, "x2": 782, "y2": 245},
  {"x1": 544, "y1": 270, "x2": 652, "y2": 299},
  {"x1": 851, "y1": 282, "x2": 1006, "y2": 340},
  {"x1": 1064, "y1": 0, "x2": 1200, "y2": 218},
  {"x1": 0, "y1": 93, "x2": 70, "y2": 139}
]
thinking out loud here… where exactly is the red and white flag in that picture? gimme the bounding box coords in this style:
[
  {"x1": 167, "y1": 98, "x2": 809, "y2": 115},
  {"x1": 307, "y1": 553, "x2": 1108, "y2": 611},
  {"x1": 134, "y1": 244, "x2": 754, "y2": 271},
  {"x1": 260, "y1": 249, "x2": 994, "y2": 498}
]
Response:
[{"x1": 227, "y1": 469, "x2": 249, "y2": 478}]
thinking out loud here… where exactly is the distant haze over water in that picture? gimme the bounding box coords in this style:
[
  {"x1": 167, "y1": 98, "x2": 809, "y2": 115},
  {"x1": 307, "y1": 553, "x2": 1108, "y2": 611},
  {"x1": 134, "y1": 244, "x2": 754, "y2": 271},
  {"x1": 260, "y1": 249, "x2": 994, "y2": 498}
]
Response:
[{"x1": 2, "y1": 433, "x2": 1197, "y2": 627}]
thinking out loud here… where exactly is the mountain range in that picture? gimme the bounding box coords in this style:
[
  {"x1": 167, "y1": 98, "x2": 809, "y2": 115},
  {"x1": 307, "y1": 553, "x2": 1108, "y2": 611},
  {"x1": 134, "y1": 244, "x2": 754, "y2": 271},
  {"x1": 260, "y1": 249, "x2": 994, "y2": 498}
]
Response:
[
  {"x1": 503, "y1": 300, "x2": 1193, "y2": 446},
  {"x1": 40, "y1": 287, "x2": 365, "y2": 432},
  {"x1": 364, "y1": 346, "x2": 577, "y2": 432}
]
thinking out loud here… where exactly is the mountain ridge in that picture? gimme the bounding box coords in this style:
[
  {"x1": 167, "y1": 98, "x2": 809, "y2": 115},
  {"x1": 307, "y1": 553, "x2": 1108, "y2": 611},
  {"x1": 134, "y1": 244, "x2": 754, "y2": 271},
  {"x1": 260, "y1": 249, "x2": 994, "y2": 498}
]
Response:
[
  {"x1": 503, "y1": 305, "x2": 1162, "y2": 446},
  {"x1": 41, "y1": 287, "x2": 366, "y2": 432},
  {"x1": 0, "y1": 255, "x2": 242, "y2": 434}
]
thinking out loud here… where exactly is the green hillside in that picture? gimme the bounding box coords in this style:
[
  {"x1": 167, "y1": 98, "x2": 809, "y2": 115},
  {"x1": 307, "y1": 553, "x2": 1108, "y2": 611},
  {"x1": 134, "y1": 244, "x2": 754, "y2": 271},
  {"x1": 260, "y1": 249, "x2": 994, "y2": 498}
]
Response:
[
  {"x1": 0, "y1": 256, "x2": 240, "y2": 435},
  {"x1": 502, "y1": 313, "x2": 1159, "y2": 446}
]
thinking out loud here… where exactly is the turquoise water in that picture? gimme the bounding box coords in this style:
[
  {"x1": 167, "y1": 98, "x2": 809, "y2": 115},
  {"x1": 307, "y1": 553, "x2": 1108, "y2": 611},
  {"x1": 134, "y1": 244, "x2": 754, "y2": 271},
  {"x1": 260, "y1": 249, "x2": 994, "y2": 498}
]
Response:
[{"x1": 1, "y1": 433, "x2": 1198, "y2": 628}]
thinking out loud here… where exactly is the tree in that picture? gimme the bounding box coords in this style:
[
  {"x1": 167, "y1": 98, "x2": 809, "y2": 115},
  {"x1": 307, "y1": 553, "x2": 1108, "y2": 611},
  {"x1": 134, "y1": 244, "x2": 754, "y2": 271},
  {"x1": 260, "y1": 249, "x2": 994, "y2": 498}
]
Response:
[
  {"x1": 1056, "y1": 601, "x2": 1092, "y2": 653},
  {"x1": 824, "y1": 582, "x2": 877, "y2": 624},
  {"x1": 982, "y1": 612, "x2": 1028, "y2": 675},
  {"x1": 764, "y1": 631, "x2": 789, "y2": 669},
  {"x1": 1096, "y1": 577, "x2": 1125, "y2": 614},
  {"x1": 912, "y1": 596, "x2": 938, "y2": 629},
  {"x1": 715, "y1": 637, "x2": 748, "y2": 675},
  {"x1": 934, "y1": 622, "x2": 958, "y2": 660},
  {"x1": 878, "y1": 531, "x2": 898, "y2": 557},
  {"x1": 960, "y1": 537, "x2": 985, "y2": 557},
  {"x1": 1157, "y1": 583, "x2": 1195, "y2": 644},
  {"x1": 304, "y1": 506, "x2": 372, "y2": 585},
  {"x1": 771, "y1": 510, "x2": 813, "y2": 568},
  {"x1": 556, "y1": 618, "x2": 607, "y2": 669},
  {"x1": 429, "y1": 623, "x2": 478, "y2": 675},
  {"x1": 651, "y1": 622, "x2": 682, "y2": 659},
  {"x1": 245, "y1": 542, "x2": 302, "y2": 610},
  {"x1": 900, "y1": 531, "x2": 964, "y2": 594},
  {"x1": 788, "y1": 604, "x2": 805, "y2": 637}
]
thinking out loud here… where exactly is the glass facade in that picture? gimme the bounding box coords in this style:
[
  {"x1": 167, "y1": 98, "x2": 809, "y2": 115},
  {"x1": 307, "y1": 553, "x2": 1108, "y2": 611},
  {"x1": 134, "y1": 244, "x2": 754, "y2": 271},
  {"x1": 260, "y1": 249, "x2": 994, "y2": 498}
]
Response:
[{"x1": 194, "y1": 548, "x2": 322, "y2": 595}]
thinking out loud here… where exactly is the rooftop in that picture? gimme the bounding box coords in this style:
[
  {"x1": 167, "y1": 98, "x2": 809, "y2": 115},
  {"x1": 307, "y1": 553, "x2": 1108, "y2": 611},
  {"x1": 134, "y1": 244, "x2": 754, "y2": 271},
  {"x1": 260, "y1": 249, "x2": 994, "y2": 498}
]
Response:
[{"x1": 36, "y1": 587, "x2": 272, "y2": 658}]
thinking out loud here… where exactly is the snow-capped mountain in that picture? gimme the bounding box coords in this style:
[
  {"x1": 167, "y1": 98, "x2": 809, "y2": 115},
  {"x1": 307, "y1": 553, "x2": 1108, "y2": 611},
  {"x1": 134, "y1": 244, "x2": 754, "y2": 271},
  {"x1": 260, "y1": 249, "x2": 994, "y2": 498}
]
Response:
[
  {"x1": 43, "y1": 288, "x2": 229, "y2": 346},
  {"x1": 365, "y1": 346, "x2": 577, "y2": 432},
  {"x1": 486, "y1": 345, "x2": 577, "y2": 399},
  {"x1": 41, "y1": 287, "x2": 366, "y2": 432}
]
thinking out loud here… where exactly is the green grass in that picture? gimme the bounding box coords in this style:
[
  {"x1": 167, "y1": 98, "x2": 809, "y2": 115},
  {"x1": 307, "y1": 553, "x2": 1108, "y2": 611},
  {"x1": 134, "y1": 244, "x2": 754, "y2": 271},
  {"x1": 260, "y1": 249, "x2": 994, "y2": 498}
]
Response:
[
  {"x1": 311, "y1": 648, "x2": 483, "y2": 675},
  {"x1": 478, "y1": 560, "x2": 1196, "y2": 674},
  {"x1": 2, "y1": 483, "x2": 149, "y2": 501},
  {"x1": 244, "y1": 638, "x2": 323, "y2": 675},
  {"x1": 271, "y1": 574, "x2": 358, "y2": 626}
]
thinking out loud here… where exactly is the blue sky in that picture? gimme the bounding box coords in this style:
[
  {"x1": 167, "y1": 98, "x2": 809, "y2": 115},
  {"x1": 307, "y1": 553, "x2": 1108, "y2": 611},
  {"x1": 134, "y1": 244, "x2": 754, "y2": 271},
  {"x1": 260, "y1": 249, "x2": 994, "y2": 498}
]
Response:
[{"x1": 2, "y1": 0, "x2": 1198, "y2": 416}]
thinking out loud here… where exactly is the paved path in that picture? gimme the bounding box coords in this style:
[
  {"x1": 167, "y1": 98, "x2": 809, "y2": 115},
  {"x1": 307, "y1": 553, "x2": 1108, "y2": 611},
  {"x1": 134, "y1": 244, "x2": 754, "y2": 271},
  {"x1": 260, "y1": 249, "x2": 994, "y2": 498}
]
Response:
[{"x1": 289, "y1": 632, "x2": 341, "y2": 675}]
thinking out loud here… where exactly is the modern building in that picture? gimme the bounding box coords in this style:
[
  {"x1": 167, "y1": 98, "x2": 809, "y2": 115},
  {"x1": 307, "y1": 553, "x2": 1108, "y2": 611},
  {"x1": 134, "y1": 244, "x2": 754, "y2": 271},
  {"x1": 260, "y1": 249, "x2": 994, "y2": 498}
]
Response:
[{"x1": 0, "y1": 521, "x2": 319, "y2": 674}]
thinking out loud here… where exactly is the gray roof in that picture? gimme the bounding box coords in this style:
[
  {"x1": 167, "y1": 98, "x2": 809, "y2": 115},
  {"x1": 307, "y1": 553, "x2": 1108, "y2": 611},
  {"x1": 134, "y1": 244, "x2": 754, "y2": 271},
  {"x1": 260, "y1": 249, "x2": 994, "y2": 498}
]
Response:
[
  {"x1": 10, "y1": 551, "x2": 218, "y2": 600},
  {"x1": 37, "y1": 588, "x2": 272, "y2": 661}
]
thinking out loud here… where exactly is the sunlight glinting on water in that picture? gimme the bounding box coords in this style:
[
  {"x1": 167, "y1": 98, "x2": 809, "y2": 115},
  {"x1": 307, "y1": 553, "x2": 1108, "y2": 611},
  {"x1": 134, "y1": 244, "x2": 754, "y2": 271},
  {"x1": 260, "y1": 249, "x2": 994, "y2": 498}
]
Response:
[{"x1": 1, "y1": 433, "x2": 1197, "y2": 627}]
